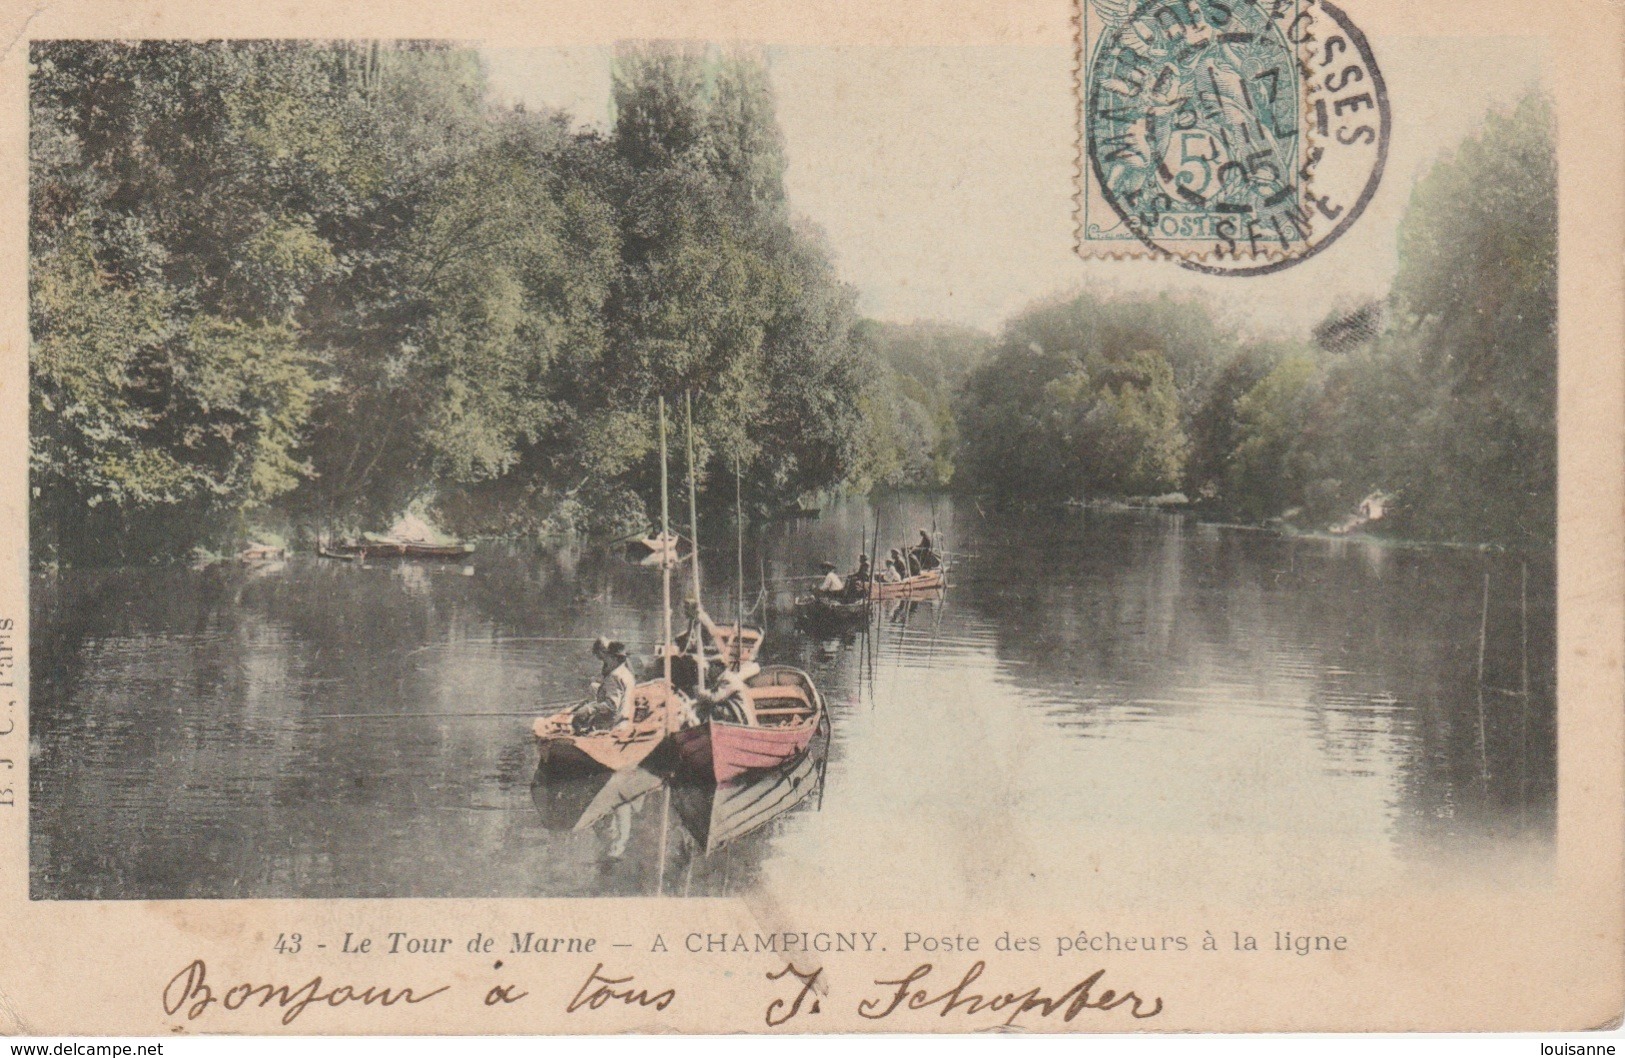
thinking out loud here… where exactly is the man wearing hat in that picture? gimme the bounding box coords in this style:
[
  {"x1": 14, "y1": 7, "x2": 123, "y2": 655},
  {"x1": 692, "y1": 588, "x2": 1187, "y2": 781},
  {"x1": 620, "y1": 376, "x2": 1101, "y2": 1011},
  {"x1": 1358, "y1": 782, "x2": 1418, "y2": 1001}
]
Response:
[
  {"x1": 838, "y1": 554, "x2": 872, "y2": 602},
  {"x1": 816, "y1": 561, "x2": 846, "y2": 597},
  {"x1": 913, "y1": 529, "x2": 940, "y2": 571},
  {"x1": 573, "y1": 637, "x2": 636, "y2": 734}
]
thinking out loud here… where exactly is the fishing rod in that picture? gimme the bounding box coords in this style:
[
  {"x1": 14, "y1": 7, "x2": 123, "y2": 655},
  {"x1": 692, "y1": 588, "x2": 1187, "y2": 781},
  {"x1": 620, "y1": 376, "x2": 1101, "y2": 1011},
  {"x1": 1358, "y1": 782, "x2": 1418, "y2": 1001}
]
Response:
[
  {"x1": 407, "y1": 637, "x2": 676, "y2": 656},
  {"x1": 307, "y1": 700, "x2": 583, "y2": 721}
]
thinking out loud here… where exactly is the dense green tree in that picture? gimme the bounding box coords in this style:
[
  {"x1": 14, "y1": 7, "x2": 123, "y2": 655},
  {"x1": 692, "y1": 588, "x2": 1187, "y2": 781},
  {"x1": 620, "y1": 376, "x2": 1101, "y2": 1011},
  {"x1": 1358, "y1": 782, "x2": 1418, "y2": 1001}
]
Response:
[
  {"x1": 1381, "y1": 91, "x2": 1556, "y2": 547},
  {"x1": 850, "y1": 320, "x2": 989, "y2": 489},
  {"x1": 1225, "y1": 355, "x2": 1321, "y2": 521},
  {"x1": 956, "y1": 291, "x2": 1213, "y2": 500},
  {"x1": 29, "y1": 41, "x2": 383, "y2": 561},
  {"x1": 29, "y1": 43, "x2": 1554, "y2": 562},
  {"x1": 1251, "y1": 91, "x2": 1557, "y2": 544},
  {"x1": 30, "y1": 41, "x2": 872, "y2": 559}
]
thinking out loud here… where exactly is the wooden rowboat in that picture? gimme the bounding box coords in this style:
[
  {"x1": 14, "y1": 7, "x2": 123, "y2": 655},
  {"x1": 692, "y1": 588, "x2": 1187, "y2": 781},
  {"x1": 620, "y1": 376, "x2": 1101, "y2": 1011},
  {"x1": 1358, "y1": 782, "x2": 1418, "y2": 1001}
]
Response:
[
  {"x1": 628, "y1": 531, "x2": 691, "y2": 566},
  {"x1": 532, "y1": 680, "x2": 684, "y2": 773},
  {"x1": 324, "y1": 537, "x2": 474, "y2": 560},
  {"x1": 868, "y1": 568, "x2": 946, "y2": 599},
  {"x1": 672, "y1": 728, "x2": 828, "y2": 853},
  {"x1": 673, "y1": 666, "x2": 824, "y2": 784},
  {"x1": 710, "y1": 624, "x2": 763, "y2": 666},
  {"x1": 794, "y1": 592, "x2": 869, "y2": 626}
]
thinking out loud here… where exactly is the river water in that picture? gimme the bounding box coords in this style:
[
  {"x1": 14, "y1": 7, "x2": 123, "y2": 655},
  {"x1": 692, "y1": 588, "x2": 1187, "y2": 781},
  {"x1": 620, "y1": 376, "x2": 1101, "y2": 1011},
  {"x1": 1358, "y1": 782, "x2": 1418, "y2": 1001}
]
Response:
[{"x1": 30, "y1": 495, "x2": 1555, "y2": 903}]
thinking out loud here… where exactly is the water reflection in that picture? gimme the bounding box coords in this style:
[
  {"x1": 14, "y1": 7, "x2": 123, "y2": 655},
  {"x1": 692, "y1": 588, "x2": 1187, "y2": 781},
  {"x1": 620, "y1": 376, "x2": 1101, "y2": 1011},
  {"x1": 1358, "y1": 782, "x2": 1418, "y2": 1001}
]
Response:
[
  {"x1": 30, "y1": 497, "x2": 1554, "y2": 901},
  {"x1": 671, "y1": 726, "x2": 829, "y2": 854}
]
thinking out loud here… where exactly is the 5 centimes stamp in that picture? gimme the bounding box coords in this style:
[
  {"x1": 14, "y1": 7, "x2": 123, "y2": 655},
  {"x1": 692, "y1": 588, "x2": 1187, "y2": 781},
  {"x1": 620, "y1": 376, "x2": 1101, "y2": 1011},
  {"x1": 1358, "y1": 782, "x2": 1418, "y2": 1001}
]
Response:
[{"x1": 1076, "y1": 0, "x2": 1391, "y2": 274}]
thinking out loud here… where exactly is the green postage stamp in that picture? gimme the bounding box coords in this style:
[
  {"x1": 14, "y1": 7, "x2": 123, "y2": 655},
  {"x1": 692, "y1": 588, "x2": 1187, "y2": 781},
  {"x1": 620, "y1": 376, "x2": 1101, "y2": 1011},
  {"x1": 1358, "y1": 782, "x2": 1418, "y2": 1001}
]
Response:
[{"x1": 1077, "y1": 0, "x2": 1390, "y2": 274}]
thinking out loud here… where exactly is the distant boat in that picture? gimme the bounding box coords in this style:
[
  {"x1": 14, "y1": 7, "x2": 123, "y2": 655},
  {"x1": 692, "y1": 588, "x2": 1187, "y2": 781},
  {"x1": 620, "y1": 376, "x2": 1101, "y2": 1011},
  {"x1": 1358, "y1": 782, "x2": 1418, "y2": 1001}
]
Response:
[
  {"x1": 673, "y1": 666, "x2": 824, "y2": 784},
  {"x1": 868, "y1": 568, "x2": 946, "y2": 599},
  {"x1": 626, "y1": 531, "x2": 689, "y2": 566},
  {"x1": 321, "y1": 513, "x2": 474, "y2": 560},
  {"x1": 793, "y1": 592, "x2": 869, "y2": 626},
  {"x1": 323, "y1": 536, "x2": 474, "y2": 560}
]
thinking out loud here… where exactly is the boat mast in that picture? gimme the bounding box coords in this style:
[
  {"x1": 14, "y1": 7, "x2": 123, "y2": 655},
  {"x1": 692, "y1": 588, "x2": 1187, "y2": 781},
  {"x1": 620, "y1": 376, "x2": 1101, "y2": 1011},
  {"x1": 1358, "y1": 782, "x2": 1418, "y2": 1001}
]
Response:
[
  {"x1": 659, "y1": 395, "x2": 673, "y2": 691},
  {"x1": 684, "y1": 391, "x2": 706, "y2": 691},
  {"x1": 735, "y1": 452, "x2": 745, "y2": 661}
]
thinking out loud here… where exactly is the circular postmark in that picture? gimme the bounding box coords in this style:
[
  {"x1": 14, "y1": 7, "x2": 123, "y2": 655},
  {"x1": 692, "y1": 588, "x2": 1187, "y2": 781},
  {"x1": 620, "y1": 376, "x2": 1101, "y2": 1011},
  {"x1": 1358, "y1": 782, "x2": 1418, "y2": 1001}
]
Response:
[{"x1": 1084, "y1": 0, "x2": 1390, "y2": 276}]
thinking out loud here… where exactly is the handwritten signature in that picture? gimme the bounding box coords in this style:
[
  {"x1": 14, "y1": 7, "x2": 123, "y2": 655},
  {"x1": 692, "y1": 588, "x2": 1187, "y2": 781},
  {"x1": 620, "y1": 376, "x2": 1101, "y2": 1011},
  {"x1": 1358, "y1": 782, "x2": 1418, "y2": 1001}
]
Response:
[
  {"x1": 858, "y1": 961, "x2": 1163, "y2": 1025},
  {"x1": 162, "y1": 959, "x2": 449, "y2": 1026}
]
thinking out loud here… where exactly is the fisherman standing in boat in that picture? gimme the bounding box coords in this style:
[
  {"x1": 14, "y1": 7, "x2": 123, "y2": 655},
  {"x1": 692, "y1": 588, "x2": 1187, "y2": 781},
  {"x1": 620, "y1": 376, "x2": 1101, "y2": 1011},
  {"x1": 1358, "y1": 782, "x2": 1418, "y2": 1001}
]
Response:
[{"x1": 573, "y1": 637, "x2": 635, "y2": 734}]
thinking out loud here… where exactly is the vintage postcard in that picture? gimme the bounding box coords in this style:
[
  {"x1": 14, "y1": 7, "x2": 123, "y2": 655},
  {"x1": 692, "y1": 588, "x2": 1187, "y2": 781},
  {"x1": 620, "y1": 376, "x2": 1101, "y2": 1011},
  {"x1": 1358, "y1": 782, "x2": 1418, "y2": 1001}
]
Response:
[{"x1": 0, "y1": 0, "x2": 1620, "y2": 1036}]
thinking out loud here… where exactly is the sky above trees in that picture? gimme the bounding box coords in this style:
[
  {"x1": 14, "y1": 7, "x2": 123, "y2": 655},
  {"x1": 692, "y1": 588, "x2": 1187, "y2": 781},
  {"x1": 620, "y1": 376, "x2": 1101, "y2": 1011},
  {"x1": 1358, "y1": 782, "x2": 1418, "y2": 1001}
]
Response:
[{"x1": 483, "y1": 38, "x2": 1545, "y2": 336}]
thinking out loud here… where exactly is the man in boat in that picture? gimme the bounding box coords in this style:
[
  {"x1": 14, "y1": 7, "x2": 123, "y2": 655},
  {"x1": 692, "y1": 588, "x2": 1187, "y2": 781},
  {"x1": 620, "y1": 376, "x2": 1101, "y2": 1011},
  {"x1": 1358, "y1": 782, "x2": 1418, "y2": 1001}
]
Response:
[
  {"x1": 843, "y1": 554, "x2": 872, "y2": 601},
  {"x1": 673, "y1": 596, "x2": 758, "y2": 685},
  {"x1": 815, "y1": 561, "x2": 845, "y2": 597},
  {"x1": 912, "y1": 529, "x2": 941, "y2": 571},
  {"x1": 573, "y1": 638, "x2": 636, "y2": 734},
  {"x1": 694, "y1": 667, "x2": 750, "y2": 725},
  {"x1": 883, "y1": 549, "x2": 907, "y2": 582}
]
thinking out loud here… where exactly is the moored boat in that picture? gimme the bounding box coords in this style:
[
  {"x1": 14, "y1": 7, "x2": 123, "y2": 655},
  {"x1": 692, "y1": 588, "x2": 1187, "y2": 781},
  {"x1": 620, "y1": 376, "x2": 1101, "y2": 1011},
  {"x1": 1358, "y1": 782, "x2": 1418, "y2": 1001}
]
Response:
[
  {"x1": 532, "y1": 680, "x2": 684, "y2": 773},
  {"x1": 324, "y1": 537, "x2": 474, "y2": 560},
  {"x1": 627, "y1": 531, "x2": 689, "y2": 566},
  {"x1": 672, "y1": 727, "x2": 828, "y2": 853},
  {"x1": 710, "y1": 623, "x2": 763, "y2": 666},
  {"x1": 673, "y1": 666, "x2": 824, "y2": 784}
]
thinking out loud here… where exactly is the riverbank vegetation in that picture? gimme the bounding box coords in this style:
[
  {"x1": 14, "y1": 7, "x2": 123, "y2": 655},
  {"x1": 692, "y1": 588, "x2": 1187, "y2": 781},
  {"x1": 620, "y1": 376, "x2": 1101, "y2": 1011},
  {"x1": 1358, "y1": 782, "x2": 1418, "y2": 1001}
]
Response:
[
  {"x1": 957, "y1": 92, "x2": 1555, "y2": 551},
  {"x1": 29, "y1": 40, "x2": 1553, "y2": 563}
]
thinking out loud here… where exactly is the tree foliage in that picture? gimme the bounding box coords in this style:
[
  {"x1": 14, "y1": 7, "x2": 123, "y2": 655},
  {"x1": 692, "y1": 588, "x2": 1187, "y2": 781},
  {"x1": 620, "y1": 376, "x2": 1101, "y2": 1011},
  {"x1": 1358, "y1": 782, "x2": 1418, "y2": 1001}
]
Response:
[
  {"x1": 953, "y1": 93, "x2": 1556, "y2": 550},
  {"x1": 30, "y1": 41, "x2": 871, "y2": 562},
  {"x1": 955, "y1": 291, "x2": 1216, "y2": 500}
]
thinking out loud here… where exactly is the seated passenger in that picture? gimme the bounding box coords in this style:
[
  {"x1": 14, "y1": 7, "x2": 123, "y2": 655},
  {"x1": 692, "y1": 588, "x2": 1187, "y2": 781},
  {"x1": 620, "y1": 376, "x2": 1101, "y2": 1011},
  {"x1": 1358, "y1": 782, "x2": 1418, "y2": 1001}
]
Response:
[
  {"x1": 844, "y1": 554, "x2": 872, "y2": 600},
  {"x1": 573, "y1": 638, "x2": 635, "y2": 734},
  {"x1": 912, "y1": 529, "x2": 941, "y2": 571},
  {"x1": 696, "y1": 669, "x2": 751, "y2": 725},
  {"x1": 884, "y1": 549, "x2": 907, "y2": 581}
]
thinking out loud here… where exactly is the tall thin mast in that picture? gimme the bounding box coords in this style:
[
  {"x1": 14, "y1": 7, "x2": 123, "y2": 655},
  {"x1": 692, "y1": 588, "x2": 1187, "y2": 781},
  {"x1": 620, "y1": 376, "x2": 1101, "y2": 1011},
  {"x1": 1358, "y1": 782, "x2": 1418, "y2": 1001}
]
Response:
[
  {"x1": 684, "y1": 391, "x2": 705, "y2": 690},
  {"x1": 735, "y1": 452, "x2": 745, "y2": 658},
  {"x1": 659, "y1": 396, "x2": 673, "y2": 690}
]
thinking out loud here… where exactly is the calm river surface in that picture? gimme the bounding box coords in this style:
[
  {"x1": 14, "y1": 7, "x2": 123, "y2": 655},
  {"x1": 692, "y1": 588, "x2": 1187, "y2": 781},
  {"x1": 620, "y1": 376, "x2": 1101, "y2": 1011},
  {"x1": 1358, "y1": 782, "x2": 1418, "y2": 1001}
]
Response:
[{"x1": 30, "y1": 495, "x2": 1555, "y2": 902}]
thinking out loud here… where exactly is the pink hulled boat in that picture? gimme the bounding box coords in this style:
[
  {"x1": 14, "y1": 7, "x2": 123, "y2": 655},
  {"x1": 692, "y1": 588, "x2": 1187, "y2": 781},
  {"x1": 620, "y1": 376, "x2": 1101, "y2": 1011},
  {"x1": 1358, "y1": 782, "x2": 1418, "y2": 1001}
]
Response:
[{"x1": 674, "y1": 666, "x2": 825, "y2": 784}]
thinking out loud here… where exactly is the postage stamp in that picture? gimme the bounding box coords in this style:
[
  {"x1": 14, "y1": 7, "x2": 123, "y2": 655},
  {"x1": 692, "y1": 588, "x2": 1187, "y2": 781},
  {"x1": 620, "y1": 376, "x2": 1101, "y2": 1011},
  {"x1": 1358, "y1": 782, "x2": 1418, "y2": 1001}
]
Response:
[{"x1": 1075, "y1": 0, "x2": 1391, "y2": 273}]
